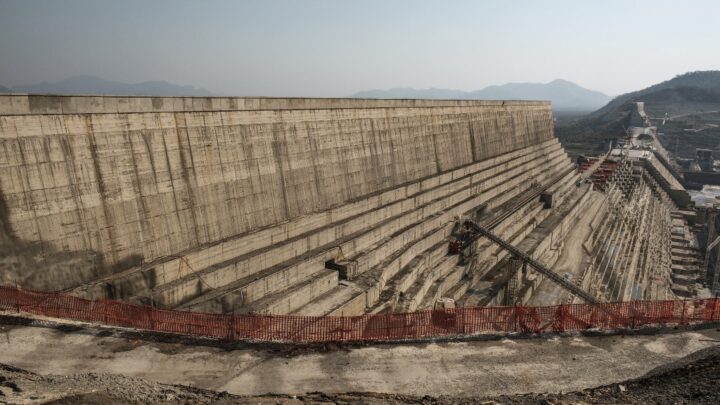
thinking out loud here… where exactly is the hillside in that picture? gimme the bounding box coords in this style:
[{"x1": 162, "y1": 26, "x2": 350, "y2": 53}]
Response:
[
  {"x1": 557, "y1": 71, "x2": 720, "y2": 157},
  {"x1": 7, "y1": 75, "x2": 214, "y2": 96},
  {"x1": 352, "y1": 79, "x2": 611, "y2": 111},
  {"x1": 590, "y1": 71, "x2": 720, "y2": 119}
]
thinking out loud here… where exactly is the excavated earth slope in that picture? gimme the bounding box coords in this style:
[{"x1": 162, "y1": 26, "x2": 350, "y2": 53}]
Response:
[
  {"x1": 1, "y1": 339, "x2": 719, "y2": 404},
  {"x1": 1, "y1": 316, "x2": 719, "y2": 403}
]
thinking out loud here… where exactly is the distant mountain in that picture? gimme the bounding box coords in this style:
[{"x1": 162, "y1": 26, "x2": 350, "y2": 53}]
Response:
[
  {"x1": 8, "y1": 75, "x2": 214, "y2": 96},
  {"x1": 351, "y1": 88, "x2": 468, "y2": 100},
  {"x1": 469, "y1": 79, "x2": 611, "y2": 111},
  {"x1": 351, "y1": 79, "x2": 611, "y2": 111},
  {"x1": 0, "y1": 85, "x2": 11, "y2": 93}
]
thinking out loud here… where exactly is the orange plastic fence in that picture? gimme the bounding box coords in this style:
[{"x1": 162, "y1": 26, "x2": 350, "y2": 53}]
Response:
[{"x1": 1, "y1": 285, "x2": 719, "y2": 343}]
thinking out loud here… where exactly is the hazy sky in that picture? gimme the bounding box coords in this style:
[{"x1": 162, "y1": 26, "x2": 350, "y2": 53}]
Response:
[{"x1": 1, "y1": 0, "x2": 719, "y2": 96}]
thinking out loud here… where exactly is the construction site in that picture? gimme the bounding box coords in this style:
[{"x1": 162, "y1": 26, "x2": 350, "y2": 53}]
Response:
[{"x1": 1, "y1": 94, "x2": 719, "y2": 403}]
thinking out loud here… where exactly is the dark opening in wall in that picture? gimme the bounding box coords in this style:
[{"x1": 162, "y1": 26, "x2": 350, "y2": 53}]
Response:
[{"x1": 325, "y1": 259, "x2": 350, "y2": 279}]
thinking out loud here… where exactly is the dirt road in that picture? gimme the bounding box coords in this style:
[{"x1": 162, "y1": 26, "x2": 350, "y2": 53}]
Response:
[{"x1": 1, "y1": 319, "x2": 718, "y2": 399}]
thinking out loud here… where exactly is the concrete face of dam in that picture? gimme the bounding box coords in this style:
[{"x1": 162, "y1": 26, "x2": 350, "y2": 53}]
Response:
[
  {"x1": 0, "y1": 96, "x2": 550, "y2": 262},
  {"x1": 0, "y1": 94, "x2": 694, "y2": 316}
]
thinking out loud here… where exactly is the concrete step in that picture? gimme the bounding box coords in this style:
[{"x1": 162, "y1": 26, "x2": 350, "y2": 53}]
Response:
[
  {"x1": 475, "y1": 202, "x2": 548, "y2": 266},
  {"x1": 194, "y1": 151, "x2": 564, "y2": 310},
  {"x1": 370, "y1": 240, "x2": 449, "y2": 311},
  {"x1": 352, "y1": 165, "x2": 567, "y2": 312},
  {"x1": 438, "y1": 167, "x2": 585, "y2": 308},
  {"x1": 421, "y1": 185, "x2": 568, "y2": 308},
  {"x1": 334, "y1": 148, "x2": 572, "y2": 280},
  {"x1": 353, "y1": 222, "x2": 453, "y2": 310},
  {"x1": 672, "y1": 257, "x2": 702, "y2": 266},
  {"x1": 395, "y1": 257, "x2": 460, "y2": 312},
  {"x1": 671, "y1": 248, "x2": 701, "y2": 258},
  {"x1": 340, "y1": 148, "x2": 570, "y2": 280},
  {"x1": 292, "y1": 283, "x2": 366, "y2": 316},
  {"x1": 75, "y1": 138, "x2": 564, "y2": 301},
  {"x1": 150, "y1": 141, "x2": 569, "y2": 309},
  {"x1": 480, "y1": 164, "x2": 569, "y2": 229},
  {"x1": 672, "y1": 285, "x2": 695, "y2": 298},
  {"x1": 341, "y1": 213, "x2": 447, "y2": 281},
  {"x1": 420, "y1": 261, "x2": 470, "y2": 310},
  {"x1": 178, "y1": 251, "x2": 329, "y2": 312},
  {"x1": 671, "y1": 273, "x2": 699, "y2": 286},
  {"x1": 542, "y1": 167, "x2": 581, "y2": 208},
  {"x1": 240, "y1": 269, "x2": 339, "y2": 315},
  {"x1": 362, "y1": 160, "x2": 567, "y2": 313},
  {"x1": 462, "y1": 183, "x2": 593, "y2": 307},
  {"x1": 292, "y1": 150, "x2": 572, "y2": 314},
  {"x1": 671, "y1": 237, "x2": 689, "y2": 245},
  {"x1": 440, "y1": 204, "x2": 549, "y2": 308},
  {"x1": 672, "y1": 266, "x2": 699, "y2": 276}
]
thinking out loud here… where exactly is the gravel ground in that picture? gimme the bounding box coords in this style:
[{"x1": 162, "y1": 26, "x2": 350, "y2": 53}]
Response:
[
  {"x1": 0, "y1": 363, "x2": 237, "y2": 404},
  {"x1": 1, "y1": 345, "x2": 719, "y2": 404}
]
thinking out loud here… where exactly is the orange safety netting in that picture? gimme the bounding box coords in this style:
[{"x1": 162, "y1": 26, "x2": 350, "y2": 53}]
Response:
[{"x1": 1, "y1": 285, "x2": 718, "y2": 343}]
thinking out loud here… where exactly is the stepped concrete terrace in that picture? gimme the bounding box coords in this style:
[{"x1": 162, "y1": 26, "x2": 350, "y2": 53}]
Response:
[{"x1": 2, "y1": 94, "x2": 700, "y2": 315}]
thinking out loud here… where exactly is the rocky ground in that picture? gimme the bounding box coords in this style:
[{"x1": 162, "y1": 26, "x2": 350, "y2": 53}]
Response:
[{"x1": 1, "y1": 345, "x2": 718, "y2": 404}]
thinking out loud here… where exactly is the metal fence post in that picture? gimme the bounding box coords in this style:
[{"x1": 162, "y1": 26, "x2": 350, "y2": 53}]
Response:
[
  {"x1": 681, "y1": 300, "x2": 687, "y2": 325},
  {"x1": 14, "y1": 281, "x2": 20, "y2": 314}
]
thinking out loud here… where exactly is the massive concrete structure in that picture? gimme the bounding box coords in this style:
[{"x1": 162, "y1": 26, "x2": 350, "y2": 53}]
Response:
[{"x1": 0, "y1": 94, "x2": 697, "y2": 316}]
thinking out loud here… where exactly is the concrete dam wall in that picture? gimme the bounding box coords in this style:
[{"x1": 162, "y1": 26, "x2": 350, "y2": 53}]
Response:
[{"x1": 1, "y1": 94, "x2": 577, "y2": 315}]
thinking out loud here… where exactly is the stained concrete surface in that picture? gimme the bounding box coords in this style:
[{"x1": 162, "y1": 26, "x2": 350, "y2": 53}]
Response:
[
  {"x1": 526, "y1": 192, "x2": 604, "y2": 306},
  {"x1": 0, "y1": 95, "x2": 552, "y2": 273},
  {"x1": 0, "y1": 320, "x2": 718, "y2": 398},
  {"x1": 1, "y1": 95, "x2": 560, "y2": 316}
]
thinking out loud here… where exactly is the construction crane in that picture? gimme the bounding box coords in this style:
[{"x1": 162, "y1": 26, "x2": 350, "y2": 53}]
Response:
[{"x1": 461, "y1": 219, "x2": 600, "y2": 304}]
